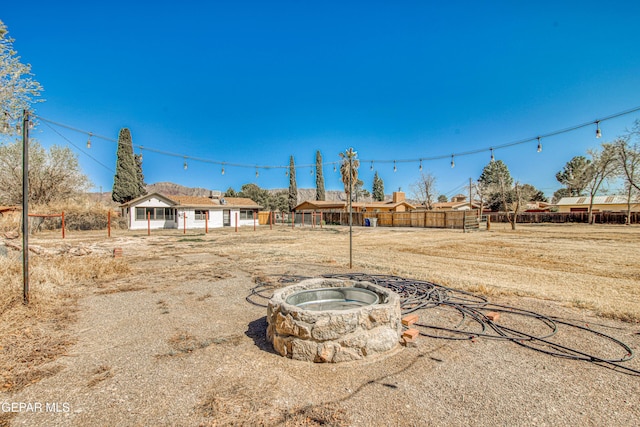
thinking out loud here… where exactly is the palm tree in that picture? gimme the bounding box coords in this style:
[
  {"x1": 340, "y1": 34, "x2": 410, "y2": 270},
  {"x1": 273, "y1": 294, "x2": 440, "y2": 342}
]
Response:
[{"x1": 339, "y1": 148, "x2": 359, "y2": 201}]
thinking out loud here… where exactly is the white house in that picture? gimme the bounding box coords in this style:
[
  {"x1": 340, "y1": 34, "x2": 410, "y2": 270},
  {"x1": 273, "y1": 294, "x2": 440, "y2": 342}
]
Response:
[{"x1": 120, "y1": 192, "x2": 262, "y2": 230}]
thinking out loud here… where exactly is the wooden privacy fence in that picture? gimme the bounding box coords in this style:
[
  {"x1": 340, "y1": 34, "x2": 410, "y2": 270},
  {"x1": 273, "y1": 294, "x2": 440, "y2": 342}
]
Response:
[
  {"x1": 488, "y1": 211, "x2": 640, "y2": 224},
  {"x1": 319, "y1": 210, "x2": 482, "y2": 230}
]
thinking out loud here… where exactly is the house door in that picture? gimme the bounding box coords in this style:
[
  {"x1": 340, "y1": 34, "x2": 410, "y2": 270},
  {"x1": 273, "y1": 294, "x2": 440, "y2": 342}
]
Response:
[{"x1": 223, "y1": 210, "x2": 231, "y2": 226}]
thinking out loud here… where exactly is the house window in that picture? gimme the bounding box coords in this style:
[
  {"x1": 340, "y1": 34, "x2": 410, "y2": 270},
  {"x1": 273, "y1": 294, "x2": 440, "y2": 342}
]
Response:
[
  {"x1": 135, "y1": 207, "x2": 175, "y2": 220},
  {"x1": 195, "y1": 210, "x2": 208, "y2": 220},
  {"x1": 240, "y1": 210, "x2": 255, "y2": 220},
  {"x1": 154, "y1": 208, "x2": 165, "y2": 220}
]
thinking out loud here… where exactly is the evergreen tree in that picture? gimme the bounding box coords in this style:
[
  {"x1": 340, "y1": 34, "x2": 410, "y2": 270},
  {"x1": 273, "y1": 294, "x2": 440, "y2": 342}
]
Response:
[
  {"x1": 315, "y1": 150, "x2": 325, "y2": 201},
  {"x1": 372, "y1": 171, "x2": 385, "y2": 201},
  {"x1": 112, "y1": 128, "x2": 143, "y2": 203},
  {"x1": 134, "y1": 153, "x2": 147, "y2": 197},
  {"x1": 288, "y1": 156, "x2": 298, "y2": 211}
]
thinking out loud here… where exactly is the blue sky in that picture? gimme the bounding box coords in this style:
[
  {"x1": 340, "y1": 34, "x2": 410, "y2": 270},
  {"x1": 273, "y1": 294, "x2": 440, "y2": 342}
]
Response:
[{"x1": 3, "y1": 1, "x2": 640, "y2": 199}]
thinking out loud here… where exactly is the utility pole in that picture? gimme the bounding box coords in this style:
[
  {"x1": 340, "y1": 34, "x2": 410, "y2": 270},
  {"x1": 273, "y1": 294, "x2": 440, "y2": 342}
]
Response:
[{"x1": 22, "y1": 110, "x2": 30, "y2": 304}]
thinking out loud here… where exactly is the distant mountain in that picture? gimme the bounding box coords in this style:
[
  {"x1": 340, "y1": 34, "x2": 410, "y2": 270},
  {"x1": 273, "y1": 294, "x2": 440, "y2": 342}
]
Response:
[{"x1": 145, "y1": 182, "x2": 214, "y2": 197}]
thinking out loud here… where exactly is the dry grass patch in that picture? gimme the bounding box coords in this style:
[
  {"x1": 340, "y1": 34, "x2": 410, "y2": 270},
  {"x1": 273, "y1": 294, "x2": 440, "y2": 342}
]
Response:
[{"x1": 0, "y1": 253, "x2": 130, "y2": 393}]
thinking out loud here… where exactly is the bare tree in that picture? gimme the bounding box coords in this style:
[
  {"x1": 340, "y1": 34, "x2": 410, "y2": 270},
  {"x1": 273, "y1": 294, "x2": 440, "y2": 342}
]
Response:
[
  {"x1": 585, "y1": 143, "x2": 619, "y2": 224},
  {"x1": 0, "y1": 20, "x2": 43, "y2": 137},
  {"x1": 0, "y1": 140, "x2": 91, "y2": 205},
  {"x1": 612, "y1": 127, "x2": 640, "y2": 224},
  {"x1": 410, "y1": 172, "x2": 437, "y2": 210}
]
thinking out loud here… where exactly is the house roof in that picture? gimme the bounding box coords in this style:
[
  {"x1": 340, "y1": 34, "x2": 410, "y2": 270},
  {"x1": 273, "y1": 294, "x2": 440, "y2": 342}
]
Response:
[
  {"x1": 119, "y1": 192, "x2": 176, "y2": 207},
  {"x1": 120, "y1": 193, "x2": 262, "y2": 209},
  {"x1": 432, "y1": 201, "x2": 481, "y2": 210},
  {"x1": 220, "y1": 197, "x2": 261, "y2": 208},
  {"x1": 170, "y1": 195, "x2": 218, "y2": 207},
  {"x1": 555, "y1": 195, "x2": 635, "y2": 206},
  {"x1": 293, "y1": 199, "x2": 416, "y2": 211}
]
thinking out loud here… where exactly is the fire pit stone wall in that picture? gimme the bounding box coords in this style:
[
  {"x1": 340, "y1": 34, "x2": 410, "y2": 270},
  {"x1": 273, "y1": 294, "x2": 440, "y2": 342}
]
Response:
[{"x1": 267, "y1": 278, "x2": 401, "y2": 363}]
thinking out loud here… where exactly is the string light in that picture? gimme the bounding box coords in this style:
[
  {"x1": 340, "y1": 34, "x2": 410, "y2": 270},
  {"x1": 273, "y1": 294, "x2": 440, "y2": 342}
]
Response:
[
  {"x1": 285, "y1": 169, "x2": 288, "y2": 176},
  {"x1": 490, "y1": 148, "x2": 495, "y2": 162},
  {"x1": 419, "y1": 159, "x2": 423, "y2": 171},
  {"x1": 393, "y1": 160, "x2": 397, "y2": 172},
  {"x1": 310, "y1": 167, "x2": 313, "y2": 175},
  {"x1": 86, "y1": 133, "x2": 92, "y2": 149},
  {"x1": 31, "y1": 105, "x2": 640, "y2": 178},
  {"x1": 183, "y1": 158, "x2": 188, "y2": 170},
  {"x1": 370, "y1": 161, "x2": 374, "y2": 171},
  {"x1": 221, "y1": 166, "x2": 225, "y2": 175},
  {"x1": 255, "y1": 168, "x2": 259, "y2": 178}
]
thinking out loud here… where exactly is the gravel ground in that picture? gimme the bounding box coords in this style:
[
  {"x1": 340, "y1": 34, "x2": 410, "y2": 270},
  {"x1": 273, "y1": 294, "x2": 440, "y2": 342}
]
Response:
[{"x1": 4, "y1": 225, "x2": 640, "y2": 426}]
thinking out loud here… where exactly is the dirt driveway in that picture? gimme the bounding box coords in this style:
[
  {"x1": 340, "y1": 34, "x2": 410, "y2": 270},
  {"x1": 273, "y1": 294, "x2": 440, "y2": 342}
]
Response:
[{"x1": 4, "y1": 224, "x2": 640, "y2": 426}]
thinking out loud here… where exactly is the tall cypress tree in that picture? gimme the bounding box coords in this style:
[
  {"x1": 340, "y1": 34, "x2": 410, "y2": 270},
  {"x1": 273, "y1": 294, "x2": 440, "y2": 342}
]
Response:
[
  {"x1": 112, "y1": 128, "x2": 143, "y2": 203},
  {"x1": 288, "y1": 155, "x2": 298, "y2": 212},
  {"x1": 372, "y1": 171, "x2": 385, "y2": 201},
  {"x1": 315, "y1": 150, "x2": 325, "y2": 201},
  {"x1": 134, "y1": 153, "x2": 147, "y2": 197}
]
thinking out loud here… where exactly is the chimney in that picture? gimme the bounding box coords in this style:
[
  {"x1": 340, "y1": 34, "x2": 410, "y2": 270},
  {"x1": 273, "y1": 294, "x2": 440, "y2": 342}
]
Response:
[{"x1": 392, "y1": 191, "x2": 405, "y2": 203}]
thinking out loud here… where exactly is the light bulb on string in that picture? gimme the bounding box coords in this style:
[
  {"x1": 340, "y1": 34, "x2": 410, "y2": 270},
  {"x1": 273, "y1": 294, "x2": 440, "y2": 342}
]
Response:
[
  {"x1": 490, "y1": 148, "x2": 495, "y2": 162},
  {"x1": 310, "y1": 168, "x2": 313, "y2": 175},
  {"x1": 393, "y1": 160, "x2": 397, "y2": 173},
  {"x1": 370, "y1": 161, "x2": 374, "y2": 171},
  {"x1": 333, "y1": 164, "x2": 337, "y2": 172},
  {"x1": 86, "y1": 133, "x2": 92, "y2": 149},
  {"x1": 221, "y1": 166, "x2": 225, "y2": 175},
  {"x1": 595, "y1": 120, "x2": 602, "y2": 138},
  {"x1": 183, "y1": 158, "x2": 188, "y2": 170},
  {"x1": 285, "y1": 169, "x2": 288, "y2": 176},
  {"x1": 537, "y1": 137, "x2": 542, "y2": 153},
  {"x1": 255, "y1": 168, "x2": 259, "y2": 178},
  {"x1": 450, "y1": 155, "x2": 455, "y2": 168},
  {"x1": 419, "y1": 159, "x2": 423, "y2": 171}
]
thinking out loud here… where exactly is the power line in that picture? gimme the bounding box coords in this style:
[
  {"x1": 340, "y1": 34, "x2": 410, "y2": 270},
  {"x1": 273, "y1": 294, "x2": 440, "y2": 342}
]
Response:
[
  {"x1": 40, "y1": 120, "x2": 114, "y2": 173},
  {"x1": 34, "y1": 105, "x2": 640, "y2": 173}
]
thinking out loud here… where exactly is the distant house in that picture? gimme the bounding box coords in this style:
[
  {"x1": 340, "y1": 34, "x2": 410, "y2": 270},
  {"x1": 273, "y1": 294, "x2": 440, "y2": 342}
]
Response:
[
  {"x1": 293, "y1": 191, "x2": 416, "y2": 213},
  {"x1": 432, "y1": 194, "x2": 481, "y2": 211},
  {"x1": 119, "y1": 192, "x2": 261, "y2": 230},
  {"x1": 555, "y1": 195, "x2": 640, "y2": 213}
]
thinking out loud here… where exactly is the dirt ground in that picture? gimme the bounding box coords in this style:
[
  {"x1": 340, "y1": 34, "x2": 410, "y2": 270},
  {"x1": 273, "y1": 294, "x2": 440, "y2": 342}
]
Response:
[{"x1": 2, "y1": 223, "x2": 640, "y2": 426}]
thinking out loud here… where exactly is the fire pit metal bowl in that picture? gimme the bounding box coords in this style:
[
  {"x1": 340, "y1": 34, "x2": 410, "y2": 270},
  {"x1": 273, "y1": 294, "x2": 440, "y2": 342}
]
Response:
[
  {"x1": 267, "y1": 278, "x2": 401, "y2": 363},
  {"x1": 285, "y1": 287, "x2": 379, "y2": 311}
]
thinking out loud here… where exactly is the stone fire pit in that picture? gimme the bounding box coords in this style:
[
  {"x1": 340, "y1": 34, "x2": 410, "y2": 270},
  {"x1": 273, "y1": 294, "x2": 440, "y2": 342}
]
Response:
[{"x1": 267, "y1": 278, "x2": 401, "y2": 363}]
